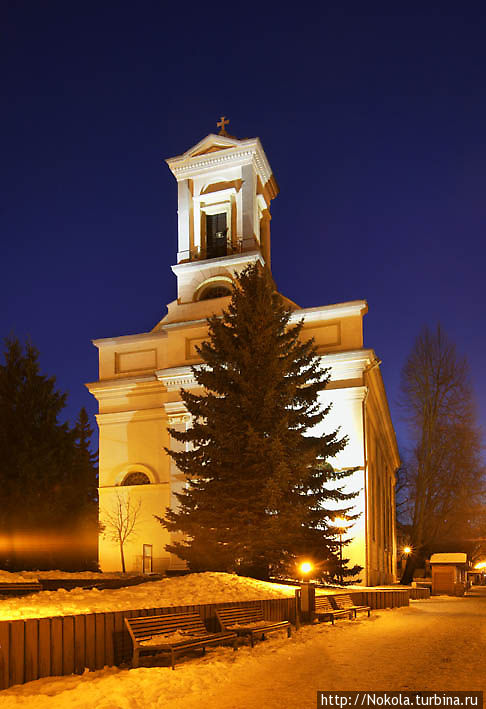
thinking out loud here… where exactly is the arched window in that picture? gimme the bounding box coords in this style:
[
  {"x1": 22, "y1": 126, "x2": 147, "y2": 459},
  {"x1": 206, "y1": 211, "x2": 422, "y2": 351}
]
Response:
[
  {"x1": 121, "y1": 472, "x2": 150, "y2": 486},
  {"x1": 199, "y1": 285, "x2": 232, "y2": 301}
]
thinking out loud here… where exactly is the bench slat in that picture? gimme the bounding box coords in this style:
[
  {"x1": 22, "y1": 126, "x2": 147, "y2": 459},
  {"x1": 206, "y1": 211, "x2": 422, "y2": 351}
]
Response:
[
  {"x1": 332, "y1": 595, "x2": 371, "y2": 617},
  {"x1": 216, "y1": 605, "x2": 291, "y2": 647},
  {"x1": 314, "y1": 596, "x2": 354, "y2": 623},
  {"x1": 132, "y1": 618, "x2": 205, "y2": 630}
]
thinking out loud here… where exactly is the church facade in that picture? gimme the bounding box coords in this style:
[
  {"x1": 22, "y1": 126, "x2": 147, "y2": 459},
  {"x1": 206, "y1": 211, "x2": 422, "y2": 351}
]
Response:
[{"x1": 87, "y1": 126, "x2": 400, "y2": 585}]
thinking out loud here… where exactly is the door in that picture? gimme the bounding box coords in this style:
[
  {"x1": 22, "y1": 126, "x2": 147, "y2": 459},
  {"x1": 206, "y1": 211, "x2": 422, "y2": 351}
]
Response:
[
  {"x1": 206, "y1": 213, "x2": 227, "y2": 258},
  {"x1": 142, "y1": 544, "x2": 153, "y2": 574}
]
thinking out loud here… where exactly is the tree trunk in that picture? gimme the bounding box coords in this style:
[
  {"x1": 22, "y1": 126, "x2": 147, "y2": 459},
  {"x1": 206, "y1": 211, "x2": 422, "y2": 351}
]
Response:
[
  {"x1": 119, "y1": 541, "x2": 126, "y2": 573},
  {"x1": 400, "y1": 554, "x2": 418, "y2": 584}
]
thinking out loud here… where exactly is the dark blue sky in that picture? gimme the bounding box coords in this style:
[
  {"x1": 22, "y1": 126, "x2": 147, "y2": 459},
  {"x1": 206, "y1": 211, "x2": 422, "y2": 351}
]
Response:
[{"x1": 2, "y1": 2, "x2": 485, "y2": 457}]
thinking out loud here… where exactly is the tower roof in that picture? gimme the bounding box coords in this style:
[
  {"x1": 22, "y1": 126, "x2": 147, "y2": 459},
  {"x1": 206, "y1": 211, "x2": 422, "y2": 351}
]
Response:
[{"x1": 166, "y1": 133, "x2": 278, "y2": 199}]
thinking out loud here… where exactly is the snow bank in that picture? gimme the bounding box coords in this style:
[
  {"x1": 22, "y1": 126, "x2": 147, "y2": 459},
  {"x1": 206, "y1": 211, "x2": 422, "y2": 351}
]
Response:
[
  {"x1": 0, "y1": 572, "x2": 298, "y2": 621},
  {"x1": 0, "y1": 570, "x2": 131, "y2": 583}
]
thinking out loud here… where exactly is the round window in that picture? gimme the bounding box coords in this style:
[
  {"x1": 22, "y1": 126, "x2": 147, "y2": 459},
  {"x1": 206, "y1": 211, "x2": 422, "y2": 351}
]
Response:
[
  {"x1": 199, "y1": 286, "x2": 231, "y2": 301},
  {"x1": 121, "y1": 472, "x2": 150, "y2": 486}
]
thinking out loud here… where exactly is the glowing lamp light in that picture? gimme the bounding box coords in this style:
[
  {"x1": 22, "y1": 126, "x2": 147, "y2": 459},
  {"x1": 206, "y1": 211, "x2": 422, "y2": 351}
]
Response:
[
  {"x1": 333, "y1": 517, "x2": 348, "y2": 529},
  {"x1": 403, "y1": 546, "x2": 412, "y2": 555},
  {"x1": 300, "y1": 561, "x2": 313, "y2": 576},
  {"x1": 474, "y1": 561, "x2": 486, "y2": 570}
]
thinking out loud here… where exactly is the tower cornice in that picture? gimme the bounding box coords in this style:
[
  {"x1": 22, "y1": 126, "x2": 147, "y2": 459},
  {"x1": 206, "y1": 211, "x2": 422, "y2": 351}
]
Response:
[
  {"x1": 166, "y1": 136, "x2": 278, "y2": 199},
  {"x1": 171, "y1": 250, "x2": 264, "y2": 278}
]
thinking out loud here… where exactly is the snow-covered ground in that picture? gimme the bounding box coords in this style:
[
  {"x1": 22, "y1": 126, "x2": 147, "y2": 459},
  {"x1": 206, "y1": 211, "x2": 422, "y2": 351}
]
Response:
[
  {"x1": 0, "y1": 570, "x2": 132, "y2": 583},
  {"x1": 0, "y1": 570, "x2": 410, "y2": 622},
  {"x1": 0, "y1": 572, "x2": 299, "y2": 621},
  {"x1": 1, "y1": 594, "x2": 484, "y2": 708}
]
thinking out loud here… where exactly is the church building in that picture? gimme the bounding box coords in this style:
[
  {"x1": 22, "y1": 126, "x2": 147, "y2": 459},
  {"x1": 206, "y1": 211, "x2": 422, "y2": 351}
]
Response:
[{"x1": 87, "y1": 122, "x2": 400, "y2": 585}]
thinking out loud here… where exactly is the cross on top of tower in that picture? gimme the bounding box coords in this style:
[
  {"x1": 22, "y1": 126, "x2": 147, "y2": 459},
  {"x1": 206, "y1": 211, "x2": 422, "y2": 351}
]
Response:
[{"x1": 217, "y1": 116, "x2": 230, "y2": 135}]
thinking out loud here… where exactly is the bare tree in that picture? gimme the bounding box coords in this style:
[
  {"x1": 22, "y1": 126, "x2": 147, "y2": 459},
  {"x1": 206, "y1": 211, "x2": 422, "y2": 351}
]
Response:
[
  {"x1": 102, "y1": 492, "x2": 142, "y2": 573},
  {"x1": 399, "y1": 326, "x2": 484, "y2": 583}
]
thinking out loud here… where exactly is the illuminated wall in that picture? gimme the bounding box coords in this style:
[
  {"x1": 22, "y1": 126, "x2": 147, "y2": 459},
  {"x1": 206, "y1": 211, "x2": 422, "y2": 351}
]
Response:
[{"x1": 316, "y1": 387, "x2": 367, "y2": 582}]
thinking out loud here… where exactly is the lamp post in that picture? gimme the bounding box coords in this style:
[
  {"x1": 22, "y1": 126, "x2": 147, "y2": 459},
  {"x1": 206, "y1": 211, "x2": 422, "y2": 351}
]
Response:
[
  {"x1": 298, "y1": 561, "x2": 315, "y2": 623},
  {"x1": 299, "y1": 561, "x2": 313, "y2": 582},
  {"x1": 401, "y1": 545, "x2": 412, "y2": 576}
]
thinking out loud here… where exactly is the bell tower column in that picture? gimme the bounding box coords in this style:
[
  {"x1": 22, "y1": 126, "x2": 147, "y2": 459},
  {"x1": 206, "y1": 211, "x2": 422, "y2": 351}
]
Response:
[
  {"x1": 241, "y1": 163, "x2": 257, "y2": 250},
  {"x1": 177, "y1": 180, "x2": 192, "y2": 263}
]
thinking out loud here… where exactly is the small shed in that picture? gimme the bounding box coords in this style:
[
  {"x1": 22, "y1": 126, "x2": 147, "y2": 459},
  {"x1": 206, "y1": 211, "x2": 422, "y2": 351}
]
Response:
[{"x1": 430, "y1": 553, "x2": 468, "y2": 596}]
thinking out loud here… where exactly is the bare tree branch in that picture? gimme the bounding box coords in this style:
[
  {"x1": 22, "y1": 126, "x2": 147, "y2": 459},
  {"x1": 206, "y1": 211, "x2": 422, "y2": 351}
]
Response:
[
  {"x1": 398, "y1": 325, "x2": 485, "y2": 583},
  {"x1": 101, "y1": 492, "x2": 142, "y2": 573}
]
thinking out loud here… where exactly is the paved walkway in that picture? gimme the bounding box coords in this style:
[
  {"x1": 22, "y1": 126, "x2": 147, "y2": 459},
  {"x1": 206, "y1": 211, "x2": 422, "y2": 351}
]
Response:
[
  {"x1": 466, "y1": 585, "x2": 486, "y2": 598},
  {"x1": 174, "y1": 592, "x2": 486, "y2": 708}
]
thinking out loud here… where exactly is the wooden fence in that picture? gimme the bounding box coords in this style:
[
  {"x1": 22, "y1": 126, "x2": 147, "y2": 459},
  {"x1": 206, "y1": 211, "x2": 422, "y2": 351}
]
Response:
[
  {"x1": 0, "y1": 598, "x2": 295, "y2": 690},
  {"x1": 38, "y1": 576, "x2": 163, "y2": 592},
  {"x1": 0, "y1": 589, "x2": 410, "y2": 690},
  {"x1": 409, "y1": 587, "x2": 431, "y2": 600},
  {"x1": 347, "y1": 589, "x2": 410, "y2": 609}
]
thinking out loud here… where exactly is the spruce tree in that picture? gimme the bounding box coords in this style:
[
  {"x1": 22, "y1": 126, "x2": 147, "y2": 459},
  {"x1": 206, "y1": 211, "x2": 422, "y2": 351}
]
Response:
[
  {"x1": 0, "y1": 338, "x2": 70, "y2": 527},
  {"x1": 73, "y1": 407, "x2": 99, "y2": 512},
  {"x1": 70, "y1": 407, "x2": 99, "y2": 568},
  {"x1": 0, "y1": 338, "x2": 98, "y2": 569},
  {"x1": 159, "y1": 264, "x2": 359, "y2": 579}
]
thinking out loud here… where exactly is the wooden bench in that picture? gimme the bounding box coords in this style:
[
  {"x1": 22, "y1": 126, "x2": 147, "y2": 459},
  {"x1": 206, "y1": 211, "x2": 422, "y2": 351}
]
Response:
[
  {"x1": 332, "y1": 594, "x2": 371, "y2": 618},
  {"x1": 314, "y1": 595, "x2": 353, "y2": 623},
  {"x1": 216, "y1": 605, "x2": 292, "y2": 647},
  {"x1": 0, "y1": 582, "x2": 42, "y2": 596},
  {"x1": 124, "y1": 611, "x2": 238, "y2": 670}
]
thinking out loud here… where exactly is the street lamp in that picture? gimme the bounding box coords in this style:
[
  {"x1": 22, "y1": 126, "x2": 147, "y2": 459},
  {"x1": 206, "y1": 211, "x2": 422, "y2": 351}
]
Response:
[
  {"x1": 298, "y1": 561, "x2": 315, "y2": 623},
  {"x1": 400, "y1": 545, "x2": 412, "y2": 578},
  {"x1": 299, "y1": 561, "x2": 313, "y2": 579}
]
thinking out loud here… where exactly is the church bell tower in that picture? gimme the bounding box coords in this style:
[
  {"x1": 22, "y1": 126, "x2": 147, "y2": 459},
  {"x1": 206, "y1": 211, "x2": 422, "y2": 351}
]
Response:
[{"x1": 165, "y1": 118, "x2": 279, "y2": 306}]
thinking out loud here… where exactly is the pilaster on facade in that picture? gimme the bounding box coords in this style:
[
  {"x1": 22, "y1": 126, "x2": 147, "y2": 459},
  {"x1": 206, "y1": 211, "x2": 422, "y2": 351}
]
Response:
[{"x1": 363, "y1": 364, "x2": 400, "y2": 479}]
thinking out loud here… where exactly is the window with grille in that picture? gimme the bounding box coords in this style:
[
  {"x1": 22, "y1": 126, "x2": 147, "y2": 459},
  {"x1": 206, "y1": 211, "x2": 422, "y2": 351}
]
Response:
[{"x1": 121, "y1": 472, "x2": 150, "y2": 486}]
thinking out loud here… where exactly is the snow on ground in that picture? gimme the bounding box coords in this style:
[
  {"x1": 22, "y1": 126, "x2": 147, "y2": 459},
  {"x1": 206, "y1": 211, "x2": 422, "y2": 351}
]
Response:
[
  {"x1": 0, "y1": 573, "x2": 299, "y2": 621},
  {"x1": 1, "y1": 594, "x2": 485, "y2": 709},
  {"x1": 0, "y1": 570, "x2": 132, "y2": 583}
]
